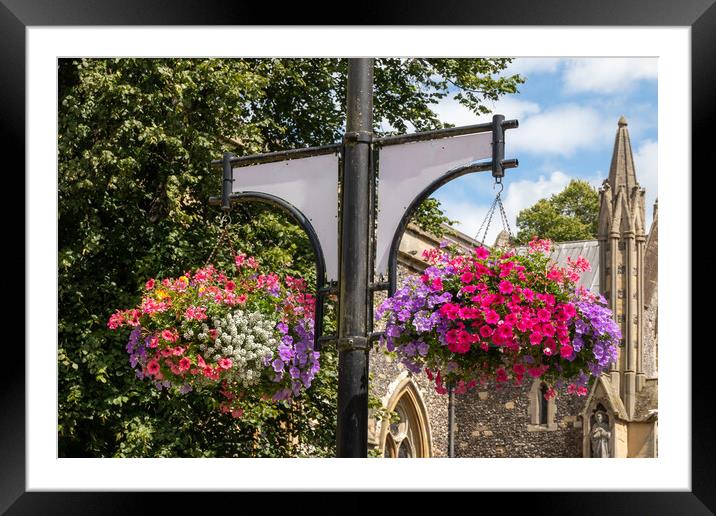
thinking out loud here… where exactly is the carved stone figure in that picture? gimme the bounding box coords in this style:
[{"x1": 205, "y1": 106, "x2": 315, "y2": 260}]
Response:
[{"x1": 591, "y1": 411, "x2": 611, "y2": 458}]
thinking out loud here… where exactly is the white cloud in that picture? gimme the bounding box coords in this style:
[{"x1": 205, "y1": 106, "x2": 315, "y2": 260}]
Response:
[
  {"x1": 434, "y1": 96, "x2": 642, "y2": 160},
  {"x1": 443, "y1": 200, "x2": 492, "y2": 243},
  {"x1": 432, "y1": 94, "x2": 541, "y2": 128},
  {"x1": 504, "y1": 58, "x2": 562, "y2": 77},
  {"x1": 443, "y1": 171, "x2": 572, "y2": 244},
  {"x1": 502, "y1": 170, "x2": 572, "y2": 231},
  {"x1": 633, "y1": 139, "x2": 658, "y2": 228},
  {"x1": 563, "y1": 58, "x2": 657, "y2": 94},
  {"x1": 510, "y1": 104, "x2": 614, "y2": 157}
]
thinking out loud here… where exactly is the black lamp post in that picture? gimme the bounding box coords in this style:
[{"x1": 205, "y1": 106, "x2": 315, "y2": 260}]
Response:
[{"x1": 336, "y1": 58, "x2": 374, "y2": 458}]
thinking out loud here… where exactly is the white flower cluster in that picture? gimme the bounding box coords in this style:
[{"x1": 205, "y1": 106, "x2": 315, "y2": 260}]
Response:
[{"x1": 198, "y1": 309, "x2": 278, "y2": 388}]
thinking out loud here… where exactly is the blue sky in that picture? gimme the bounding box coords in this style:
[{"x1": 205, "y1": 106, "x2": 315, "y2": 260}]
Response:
[{"x1": 425, "y1": 58, "x2": 658, "y2": 243}]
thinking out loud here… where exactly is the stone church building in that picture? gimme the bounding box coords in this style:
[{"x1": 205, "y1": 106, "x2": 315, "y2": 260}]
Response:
[{"x1": 369, "y1": 117, "x2": 658, "y2": 458}]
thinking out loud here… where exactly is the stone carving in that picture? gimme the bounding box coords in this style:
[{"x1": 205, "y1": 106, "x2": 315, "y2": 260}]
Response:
[{"x1": 590, "y1": 411, "x2": 611, "y2": 458}]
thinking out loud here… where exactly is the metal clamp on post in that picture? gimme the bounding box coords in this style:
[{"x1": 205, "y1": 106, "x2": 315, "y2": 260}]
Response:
[
  {"x1": 491, "y1": 114, "x2": 506, "y2": 180},
  {"x1": 221, "y1": 152, "x2": 235, "y2": 212},
  {"x1": 336, "y1": 335, "x2": 370, "y2": 352},
  {"x1": 343, "y1": 131, "x2": 373, "y2": 145},
  {"x1": 491, "y1": 115, "x2": 520, "y2": 180}
]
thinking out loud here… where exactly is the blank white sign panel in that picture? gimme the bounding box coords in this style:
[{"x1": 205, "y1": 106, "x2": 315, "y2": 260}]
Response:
[
  {"x1": 232, "y1": 153, "x2": 340, "y2": 281},
  {"x1": 375, "y1": 132, "x2": 493, "y2": 277}
]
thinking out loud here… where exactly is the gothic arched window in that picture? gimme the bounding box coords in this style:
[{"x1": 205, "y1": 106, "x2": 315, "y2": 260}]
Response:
[
  {"x1": 381, "y1": 379, "x2": 431, "y2": 458},
  {"x1": 528, "y1": 379, "x2": 557, "y2": 430},
  {"x1": 540, "y1": 383, "x2": 550, "y2": 425}
]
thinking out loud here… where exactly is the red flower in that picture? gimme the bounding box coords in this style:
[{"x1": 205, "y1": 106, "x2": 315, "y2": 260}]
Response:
[
  {"x1": 495, "y1": 368, "x2": 508, "y2": 383},
  {"x1": 560, "y1": 344, "x2": 574, "y2": 358},
  {"x1": 479, "y1": 325, "x2": 494, "y2": 338},
  {"x1": 537, "y1": 309, "x2": 551, "y2": 322},
  {"x1": 474, "y1": 247, "x2": 489, "y2": 260},
  {"x1": 147, "y1": 359, "x2": 160, "y2": 376},
  {"x1": 484, "y1": 309, "x2": 500, "y2": 325},
  {"x1": 498, "y1": 280, "x2": 514, "y2": 295}
]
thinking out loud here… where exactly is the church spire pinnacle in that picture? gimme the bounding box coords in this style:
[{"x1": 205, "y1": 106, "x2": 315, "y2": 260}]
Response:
[
  {"x1": 598, "y1": 115, "x2": 648, "y2": 419},
  {"x1": 607, "y1": 116, "x2": 638, "y2": 193}
]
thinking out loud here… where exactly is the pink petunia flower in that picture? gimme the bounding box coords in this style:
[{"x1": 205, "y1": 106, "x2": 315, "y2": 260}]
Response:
[
  {"x1": 560, "y1": 344, "x2": 574, "y2": 358},
  {"x1": 479, "y1": 325, "x2": 494, "y2": 338},
  {"x1": 484, "y1": 309, "x2": 500, "y2": 325},
  {"x1": 474, "y1": 247, "x2": 489, "y2": 260},
  {"x1": 460, "y1": 272, "x2": 474, "y2": 284},
  {"x1": 529, "y1": 332, "x2": 543, "y2": 346},
  {"x1": 498, "y1": 280, "x2": 514, "y2": 295},
  {"x1": 537, "y1": 308, "x2": 552, "y2": 322},
  {"x1": 147, "y1": 359, "x2": 160, "y2": 376},
  {"x1": 107, "y1": 311, "x2": 124, "y2": 329},
  {"x1": 495, "y1": 368, "x2": 508, "y2": 383}
]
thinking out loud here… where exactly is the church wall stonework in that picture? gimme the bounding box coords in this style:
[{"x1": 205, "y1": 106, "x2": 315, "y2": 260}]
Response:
[
  {"x1": 642, "y1": 210, "x2": 658, "y2": 379},
  {"x1": 453, "y1": 382, "x2": 584, "y2": 457},
  {"x1": 628, "y1": 421, "x2": 656, "y2": 458},
  {"x1": 642, "y1": 286, "x2": 658, "y2": 379}
]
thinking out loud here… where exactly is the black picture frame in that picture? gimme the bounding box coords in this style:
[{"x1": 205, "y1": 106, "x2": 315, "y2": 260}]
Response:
[{"x1": 4, "y1": 0, "x2": 710, "y2": 513}]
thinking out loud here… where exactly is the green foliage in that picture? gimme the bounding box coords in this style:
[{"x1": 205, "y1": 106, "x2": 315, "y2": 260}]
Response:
[
  {"x1": 58, "y1": 58, "x2": 522, "y2": 457},
  {"x1": 515, "y1": 180, "x2": 599, "y2": 244}
]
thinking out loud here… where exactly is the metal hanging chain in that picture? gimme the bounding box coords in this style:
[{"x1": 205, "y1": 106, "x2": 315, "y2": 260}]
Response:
[
  {"x1": 474, "y1": 180, "x2": 513, "y2": 246},
  {"x1": 496, "y1": 186, "x2": 514, "y2": 239},
  {"x1": 204, "y1": 213, "x2": 238, "y2": 267},
  {"x1": 204, "y1": 207, "x2": 287, "y2": 269},
  {"x1": 474, "y1": 195, "x2": 500, "y2": 246}
]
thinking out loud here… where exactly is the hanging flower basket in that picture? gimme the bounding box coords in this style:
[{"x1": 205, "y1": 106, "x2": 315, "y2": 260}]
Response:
[
  {"x1": 375, "y1": 237, "x2": 620, "y2": 398},
  {"x1": 108, "y1": 253, "x2": 320, "y2": 418}
]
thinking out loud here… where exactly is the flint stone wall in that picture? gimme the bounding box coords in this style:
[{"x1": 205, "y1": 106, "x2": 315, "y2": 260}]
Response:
[{"x1": 454, "y1": 381, "x2": 584, "y2": 457}]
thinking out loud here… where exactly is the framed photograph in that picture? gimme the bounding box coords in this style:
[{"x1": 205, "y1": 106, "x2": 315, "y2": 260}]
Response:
[{"x1": 7, "y1": 0, "x2": 710, "y2": 512}]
